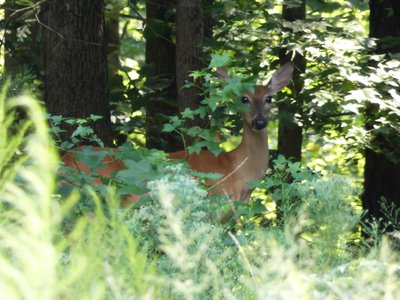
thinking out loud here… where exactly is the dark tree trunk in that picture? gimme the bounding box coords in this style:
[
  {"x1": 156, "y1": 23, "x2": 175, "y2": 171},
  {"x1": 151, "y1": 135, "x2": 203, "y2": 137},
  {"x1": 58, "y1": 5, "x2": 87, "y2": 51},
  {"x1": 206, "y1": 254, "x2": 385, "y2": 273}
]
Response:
[
  {"x1": 363, "y1": 149, "x2": 400, "y2": 219},
  {"x1": 42, "y1": 0, "x2": 112, "y2": 146},
  {"x1": 369, "y1": 0, "x2": 400, "y2": 52},
  {"x1": 145, "y1": 0, "x2": 182, "y2": 151},
  {"x1": 363, "y1": 0, "x2": 400, "y2": 221},
  {"x1": 176, "y1": 0, "x2": 205, "y2": 146},
  {"x1": 278, "y1": 0, "x2": 306, "y2": 163}
]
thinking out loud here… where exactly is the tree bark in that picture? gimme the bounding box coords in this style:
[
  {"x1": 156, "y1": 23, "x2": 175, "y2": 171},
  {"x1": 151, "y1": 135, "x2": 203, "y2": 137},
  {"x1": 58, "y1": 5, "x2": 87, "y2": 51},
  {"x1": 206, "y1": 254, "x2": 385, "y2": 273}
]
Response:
[
  {"x1": 42, "y1": 0, "x2": 112, "y2": 146},
  {"x1": 363, "y1": 0, "x2": 400, "y2": 221},
  {"x1": 145, "y1": 0, "x2": 182, "y2": 151},
  {"x1": 176, "y1": 0, "x2": 205, "y2": 146},
  {"x1": 278, "y1": 0, "x2": 306, "y2": 163}
]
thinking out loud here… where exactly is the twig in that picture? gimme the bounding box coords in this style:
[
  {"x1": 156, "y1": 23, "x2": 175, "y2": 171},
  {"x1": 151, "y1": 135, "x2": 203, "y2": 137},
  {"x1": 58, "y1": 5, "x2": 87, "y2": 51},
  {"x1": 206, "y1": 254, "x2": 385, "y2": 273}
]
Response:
[
  {"x1": 35, "y1": 13, "x2": 101, "y2": 47},
  {"x1": 209, "y1": 156, "x2": 249, "y2": 190},
  {"x1": 34, "y1": 13, "x2": 63, "y2": 40},
  {"x1": 118, "y1": 13, "x2": 142, "y2": 20},
  {"x1": 228, "y1": 231, "x2": 259, "y2": 288},
  {"x1": 7, "y1": 0, "x2": 46, "y2": 17},
  {"x1": 0, "y1": 0, "x2": 48, "y2": 49},
  {"x1": 222, "y1": 188, "x2": 236, "y2": 214}
]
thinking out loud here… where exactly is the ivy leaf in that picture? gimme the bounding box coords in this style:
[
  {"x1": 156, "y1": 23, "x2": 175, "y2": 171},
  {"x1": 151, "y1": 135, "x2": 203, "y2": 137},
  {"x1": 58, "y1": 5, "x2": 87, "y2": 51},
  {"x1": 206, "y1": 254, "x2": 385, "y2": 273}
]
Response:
[
  {"x1": 250, "y1": 200, "x2": 267, "y2": 214},
  {"x1": 193, "y1": 107, "x2": 207, "y2": 118},
  {"x1": 118, "y1": 184, "x2": 148, "y2": 197},
  {"x1": 171, "y1": 116, "x2": 182, "y2": 127},
  {"x1": 117, "y1": 159, "x2": 153, "y2": 184},
  {"x1": 50, "y1": 115, "x2": 63, "y2": 124},
  {"x1": 187, "y1": 142, "x2": 206, "y2": 154},
  {"x1": 71, "y1": 125, "x2": 93, "y2": 138},
  {"x1": 163, "y1": 116, "x2": 182, "y2": 132},
  {"x1": 186, "y1": 126, "x2": 202, "y2": 137},
  {"x1": 224, "y1": 77, "x2": 242, "y2": 95},
  {"x1": 89, "y1": 114, "x2": 103, "y2": 121},
  {"x1": 206, "y1": 141, "x2": 222, "y2": 156},
  {"x1": 163, "y1": 123, "x2": 176, "y2": 133},
  {"x1": 208, "y1": 53, "x2": 230, "y2": 68},
  {"x1": 64, "y1": 118, "x2": 76, "y2": 125},
  {"x1": 201, "y1": 96, "x2": 220, "y2": 112},
  {"x1": 248, "y1": 180, "x2": 264, "y2": 189},
  {"x1": 181, "y1": 108, "x2": 195, "y2": 120},
  {"x1": 192, "y1": 171, "x2": 222, "y2": 181}
]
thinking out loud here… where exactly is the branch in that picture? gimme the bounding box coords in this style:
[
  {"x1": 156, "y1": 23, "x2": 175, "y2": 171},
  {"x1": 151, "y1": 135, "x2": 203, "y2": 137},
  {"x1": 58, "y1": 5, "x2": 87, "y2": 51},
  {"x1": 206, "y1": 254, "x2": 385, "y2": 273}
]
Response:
[
  {"x1": 210, "y1": 157, "x2": 249, "y2": 190},
  {"x1": 315, "y1": 112, "x2": 357, "y2": 119},
  {"x1": 35, "y1": 13, "x2": 102, "y2": 47},
  {"x1": 0, "y1": 0, "x2": 48, "y2": 49}
]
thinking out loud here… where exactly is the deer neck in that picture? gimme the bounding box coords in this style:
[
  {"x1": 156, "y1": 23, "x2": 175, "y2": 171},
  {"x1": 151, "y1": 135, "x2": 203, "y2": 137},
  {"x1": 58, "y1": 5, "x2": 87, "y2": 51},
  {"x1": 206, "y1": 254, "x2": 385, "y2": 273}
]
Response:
[{"x1": 233, "y1": 122, "x2": 269, "y2": 178}]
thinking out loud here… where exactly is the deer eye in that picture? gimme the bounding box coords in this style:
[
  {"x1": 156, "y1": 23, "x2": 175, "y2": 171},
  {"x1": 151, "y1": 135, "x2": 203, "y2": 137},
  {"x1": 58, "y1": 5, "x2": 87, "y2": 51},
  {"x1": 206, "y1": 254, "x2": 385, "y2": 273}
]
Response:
[
  {"x1": 265, "y1": 96, "x2": 273, "y2": 104},
  {"x1": 242, "y1": 96, "x2": 250, "y2": 104}
]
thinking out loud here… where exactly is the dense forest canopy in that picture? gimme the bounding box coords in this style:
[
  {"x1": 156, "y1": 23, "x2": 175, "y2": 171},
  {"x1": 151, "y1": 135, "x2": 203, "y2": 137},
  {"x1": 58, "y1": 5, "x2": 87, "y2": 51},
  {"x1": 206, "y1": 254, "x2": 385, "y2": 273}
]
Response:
[
  {"x1": 1, "y1": 0, "x2": 399, "y2": 218},
  {"x1": 0, "y1": 1, "x2": 400, "y2": 298}
]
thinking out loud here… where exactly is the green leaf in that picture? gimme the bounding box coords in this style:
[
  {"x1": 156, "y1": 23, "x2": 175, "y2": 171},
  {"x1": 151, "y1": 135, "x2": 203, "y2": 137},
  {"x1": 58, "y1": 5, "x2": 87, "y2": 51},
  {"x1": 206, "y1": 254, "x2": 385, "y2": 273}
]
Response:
[
  {"x1": 50, "y1": 115, "x2": 63, "y2": 124},
  {"x1": 163, "y1": 116, "x2": 182, "y2": 132},
  {"x1": 181, "y1": 108, "x2": 195, "y2": 120},
  {"x1": 208, "y1": 53, "x2": 230, "y2": 68},
  {"x1": 89, "y1": 114, "x2": 103, "y2": 121},
  {"x1": 201, "y1": 96, "x2": 220, "y2": 112},
  {"x1": 192, "y1": 171, "x2": 222, "y2": 181},
  {"x1": 186, "y1": 126, "x2": 202, "y2": 137},
  {"x1": 71, "y1": 125, "x2": 93, "y2": 138},
  {"x1": 163, "y1": 124, "x2": 176, "y2": 133},
  {"x1": 206, "y1": 141, "x2": 222, "y2": 156},
  {"x1": 224, "y1": 77, "x2": 242, "y2": 95},
  {"x1": 171, "y1": 116, "x2": 182, "y2": 127},
  {"x1": 250, "y1": 201, "x2": 267, "y2": 214},
  {"x1": 116, "y1": 159, "x2": 153, "y2": 183},
  {"x1": 187, "y1": 142, "x2": 207, "y2": 154},
  {"x1": 64, "y1": 118, "x2": 76, "y2": 125},
  {"x1": 118, "y1": 184, "x2": 148, "y2": 196},
  {"x1": 193, "y1": 107, "x2": 208, "y2": 118}
]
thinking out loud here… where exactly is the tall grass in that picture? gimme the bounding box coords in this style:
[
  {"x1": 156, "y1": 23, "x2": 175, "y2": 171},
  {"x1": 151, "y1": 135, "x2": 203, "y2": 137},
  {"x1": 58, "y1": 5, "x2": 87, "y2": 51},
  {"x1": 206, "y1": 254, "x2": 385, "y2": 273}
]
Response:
[
  {"x1": 0, "y1": 91, "x2": 155, "y2": 299},
  {"x1": 0, "y1": 89, "x2": 59, "y2": 299},
  {"x1": 0, "y1": 90, "x2": 399, "y2": 299}
]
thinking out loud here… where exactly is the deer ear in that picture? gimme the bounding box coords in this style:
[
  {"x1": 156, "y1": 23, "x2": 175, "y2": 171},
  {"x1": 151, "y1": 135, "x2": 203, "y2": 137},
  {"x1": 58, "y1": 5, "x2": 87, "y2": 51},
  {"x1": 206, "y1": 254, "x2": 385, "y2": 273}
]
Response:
[
  {"x1": 266, "y1": 62, "x2": 294, "y2": 93},
  {"x1": 216, "y1": 66, "x2": 229, "y2": 79}
]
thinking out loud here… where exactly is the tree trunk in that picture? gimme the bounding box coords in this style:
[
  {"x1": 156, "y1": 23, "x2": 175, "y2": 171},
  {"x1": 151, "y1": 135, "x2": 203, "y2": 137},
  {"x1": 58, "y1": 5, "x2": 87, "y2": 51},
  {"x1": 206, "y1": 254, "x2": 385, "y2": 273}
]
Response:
[
  {"x1": 278, "y1": 0, "x2": 306, "y2": 163},
  {"x1": 42, "y1": 0, "x2": 112, "y2": 146},
  {"x1": 363, "y1": 0, "x2": 400, "y2": 221},
  {"x1": 145, "y1": 0, "x2": 182, "y2": 151},
  {"x1": 176, "y1": 0, "x2": 205, "y2": 146},
  {"x1": 369, "y1": 0, "x2": 400, "y2": 52}
]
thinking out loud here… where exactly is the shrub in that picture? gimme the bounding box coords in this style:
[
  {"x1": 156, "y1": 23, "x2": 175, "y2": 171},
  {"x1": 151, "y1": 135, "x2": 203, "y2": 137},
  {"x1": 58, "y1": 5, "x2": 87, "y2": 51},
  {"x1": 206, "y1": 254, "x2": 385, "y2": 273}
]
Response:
[{"x1": 0, "y1": 89, "x2": 399, "y2": 300}]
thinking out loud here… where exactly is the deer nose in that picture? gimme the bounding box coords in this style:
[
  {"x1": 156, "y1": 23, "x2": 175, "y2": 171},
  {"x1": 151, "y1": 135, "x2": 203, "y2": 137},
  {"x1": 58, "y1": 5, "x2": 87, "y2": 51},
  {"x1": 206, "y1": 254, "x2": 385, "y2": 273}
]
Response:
[{"x1": 252, "y1": 118, "x2": 267, "y2": 130}]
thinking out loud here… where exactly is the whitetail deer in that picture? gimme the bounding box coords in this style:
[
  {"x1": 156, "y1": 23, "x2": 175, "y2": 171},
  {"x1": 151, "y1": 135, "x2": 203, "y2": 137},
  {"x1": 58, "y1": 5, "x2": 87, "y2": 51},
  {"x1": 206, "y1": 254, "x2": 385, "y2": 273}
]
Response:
[{"x1": 61, "y1": 63, "x2": 294, "y2": 204}]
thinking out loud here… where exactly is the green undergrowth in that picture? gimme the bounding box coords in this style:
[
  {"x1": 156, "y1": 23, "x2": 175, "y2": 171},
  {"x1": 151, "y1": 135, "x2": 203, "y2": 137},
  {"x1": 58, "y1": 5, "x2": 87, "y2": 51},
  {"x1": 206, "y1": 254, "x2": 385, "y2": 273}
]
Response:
[{"x1": 1, "y1": 92, "x2": 400, "y2": 299}]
